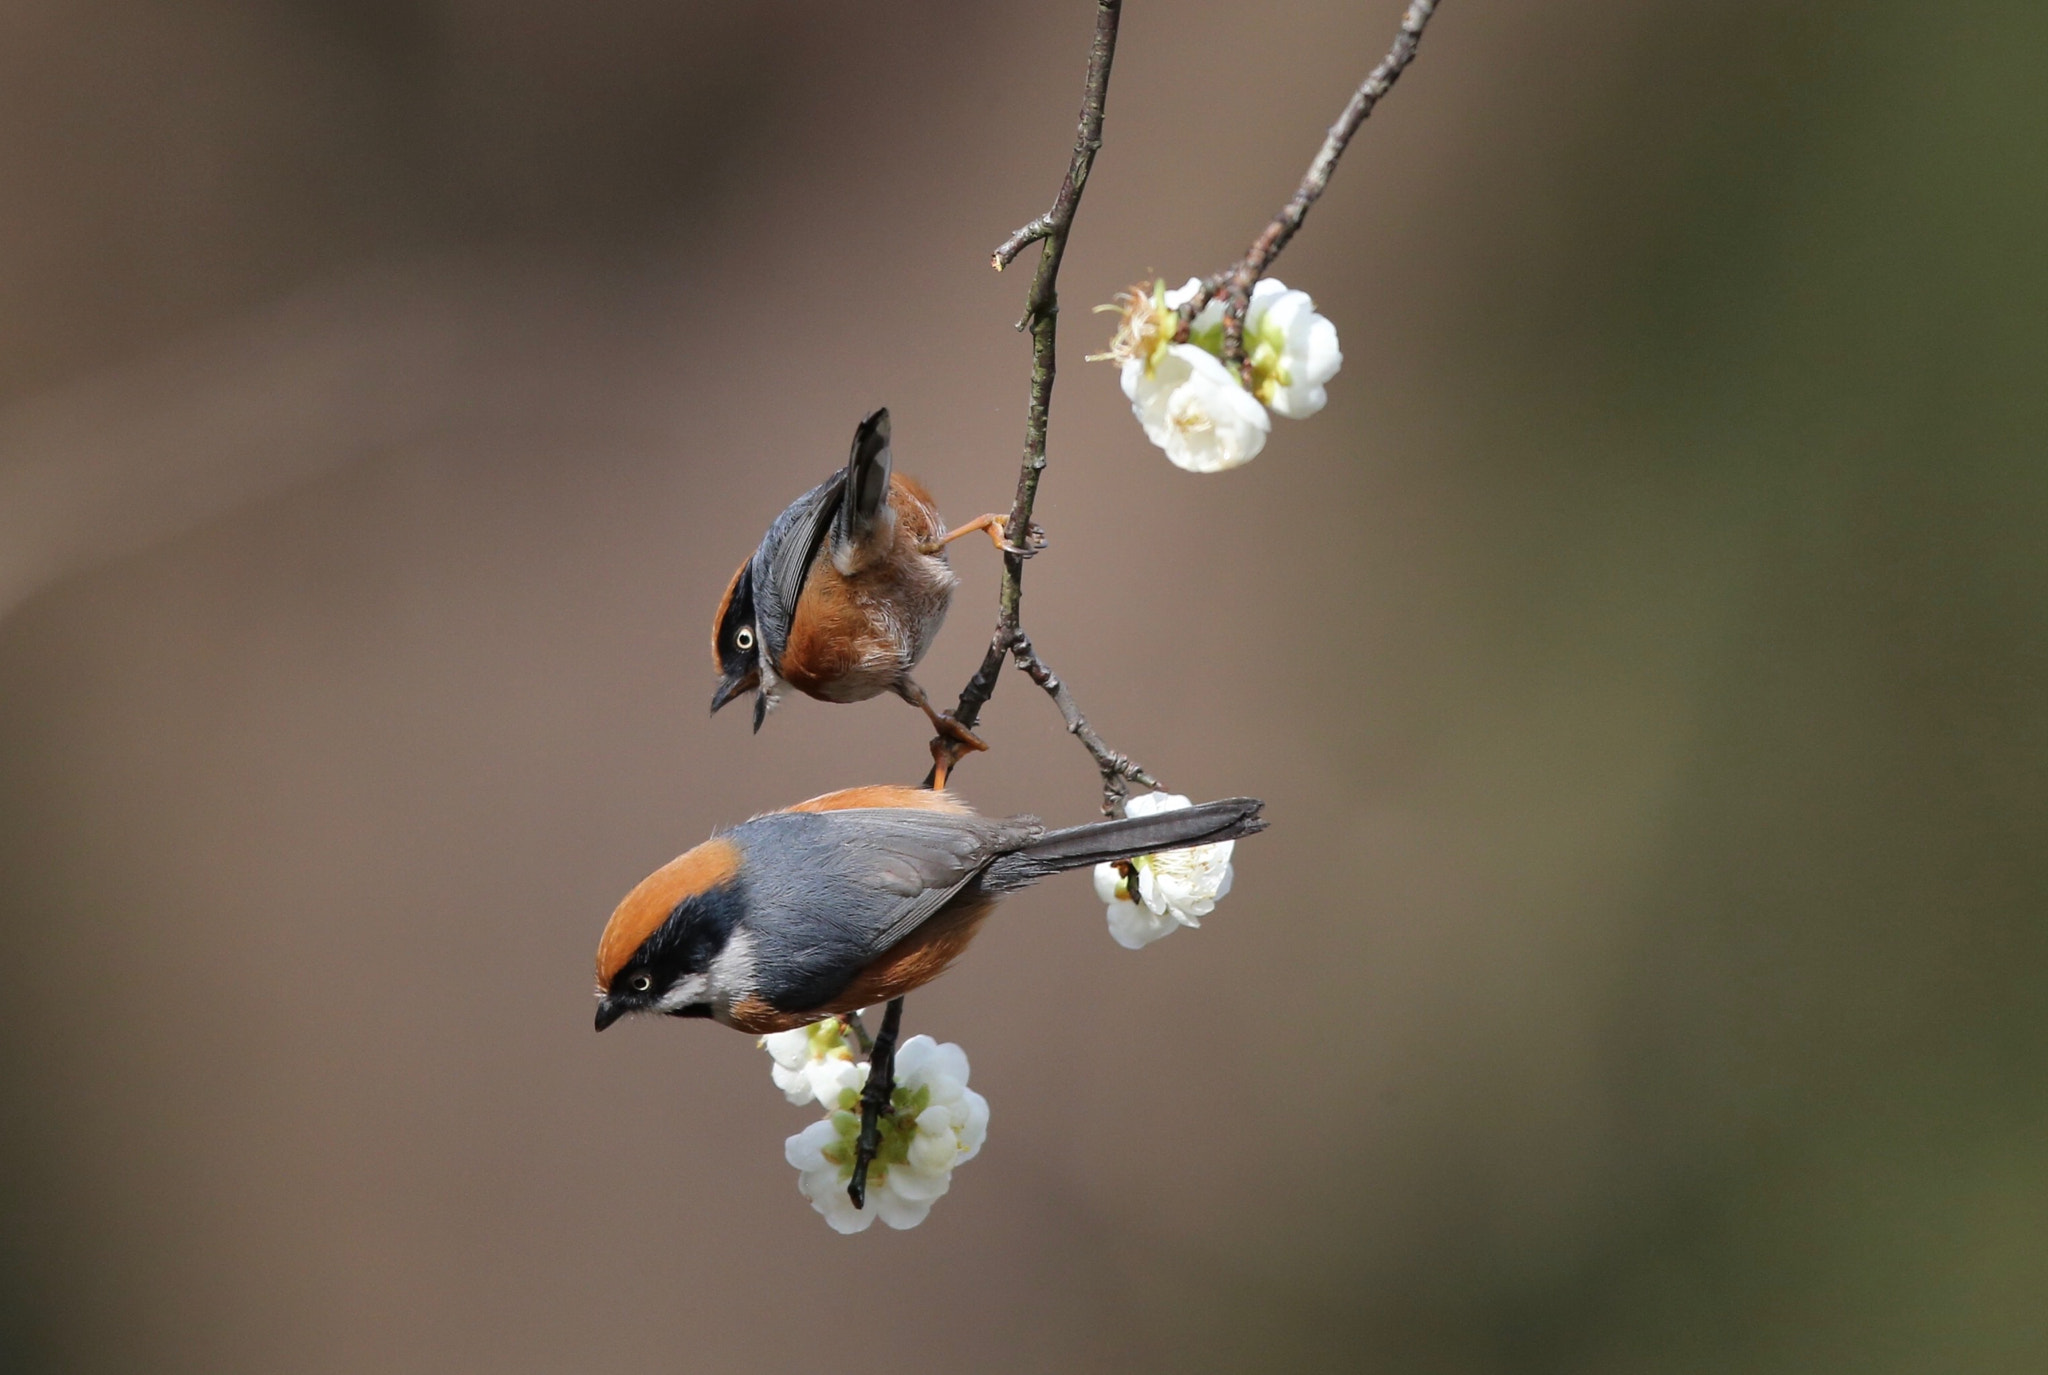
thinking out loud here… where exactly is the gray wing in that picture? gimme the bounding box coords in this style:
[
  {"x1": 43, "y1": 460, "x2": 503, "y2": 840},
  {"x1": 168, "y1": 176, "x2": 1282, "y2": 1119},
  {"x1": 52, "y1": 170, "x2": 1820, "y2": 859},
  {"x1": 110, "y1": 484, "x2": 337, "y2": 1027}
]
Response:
[
  {"x1": 729, "y1": 807, "x2": 1041, "y2": 1010},
  {"x1": 750, "y1": 472, "x2": 845, "y2": 665}
]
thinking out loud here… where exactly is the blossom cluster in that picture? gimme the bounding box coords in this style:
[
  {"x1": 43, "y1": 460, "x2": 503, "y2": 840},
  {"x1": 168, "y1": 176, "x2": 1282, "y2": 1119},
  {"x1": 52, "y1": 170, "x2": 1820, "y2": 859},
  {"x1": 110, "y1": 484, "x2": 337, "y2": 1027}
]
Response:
[
  {"x1": 1092, "y1": 790, "x2": 1239, "y2": 949},
  {"x1": 763, "y1": 1022, "x2": 989, "y2": 1234},
  {"x1": 1100, "y1": 277, "x2": 1342, "y2": 472}
]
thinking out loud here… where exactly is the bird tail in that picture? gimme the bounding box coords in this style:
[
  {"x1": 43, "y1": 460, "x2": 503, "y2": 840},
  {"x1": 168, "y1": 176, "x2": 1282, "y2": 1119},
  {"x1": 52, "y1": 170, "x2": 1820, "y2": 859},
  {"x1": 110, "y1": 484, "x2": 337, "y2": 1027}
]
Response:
[
  {"x1": 982, "y1": 797, "x2": 1265, "y2": 892},
  {"x1": 834, "y1": 407, "x2": 893, "y2": 550}
]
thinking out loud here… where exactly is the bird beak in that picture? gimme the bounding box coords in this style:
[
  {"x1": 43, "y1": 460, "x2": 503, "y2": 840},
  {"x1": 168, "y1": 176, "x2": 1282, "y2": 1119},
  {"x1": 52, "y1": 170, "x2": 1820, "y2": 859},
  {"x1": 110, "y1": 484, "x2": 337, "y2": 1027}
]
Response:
[
  {"x1": 594, "y1": 998, "x2": 625, "y2": 1032},
  {"x1": 710, "y1": 670, "x2": 755, "y2": 716}
]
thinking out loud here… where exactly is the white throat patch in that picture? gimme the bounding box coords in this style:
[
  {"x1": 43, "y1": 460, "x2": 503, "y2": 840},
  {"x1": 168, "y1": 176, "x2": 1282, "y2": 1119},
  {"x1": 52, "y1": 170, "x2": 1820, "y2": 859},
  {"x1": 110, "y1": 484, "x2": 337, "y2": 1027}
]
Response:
[
  {"x1": 709, "y1": 929, "x2": 758, "y2": 1004},
  {"x1": 656, "y1": 973, "x2": 710, "y2": 1013}
]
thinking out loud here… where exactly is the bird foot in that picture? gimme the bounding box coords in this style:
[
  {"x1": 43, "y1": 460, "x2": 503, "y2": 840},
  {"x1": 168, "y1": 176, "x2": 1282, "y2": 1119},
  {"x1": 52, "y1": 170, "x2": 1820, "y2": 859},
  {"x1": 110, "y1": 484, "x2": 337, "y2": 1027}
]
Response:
[
  {"x1": 924, "y1": 514, "x2": 1048, "y2": 559},
  {"x1": 995, "y1": 516, "x2": 1049, "y2": 558},
  {"x1": 932, "y1": 711, "x2": 988, "y2": 755},
  {"x1": 927, "y1": 718, "x2": 987, "y2": 791}
]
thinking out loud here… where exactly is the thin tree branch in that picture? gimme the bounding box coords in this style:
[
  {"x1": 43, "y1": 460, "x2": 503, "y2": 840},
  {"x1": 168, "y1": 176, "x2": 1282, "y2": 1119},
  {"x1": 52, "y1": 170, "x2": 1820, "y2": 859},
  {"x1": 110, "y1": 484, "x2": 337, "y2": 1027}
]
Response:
[
  {"x1": 1176, "y1": 0, "x2": 1441, "y2": 381},
  {"x1": 847, "y1": 995, "x2": 904, "y2": 1210},
  {"x1": 836, "y1": 0, "x2": 1439, "y2": 1224},
  {"x1": 991, "y1": 215, "x2": 1053, "y2": 272},
  {"x1": 1010, "y1": 631, "x2": 1156, "y2": 814},
  {"x1": 925, "y1": 0, "x2": 1141, "y2": 799}
]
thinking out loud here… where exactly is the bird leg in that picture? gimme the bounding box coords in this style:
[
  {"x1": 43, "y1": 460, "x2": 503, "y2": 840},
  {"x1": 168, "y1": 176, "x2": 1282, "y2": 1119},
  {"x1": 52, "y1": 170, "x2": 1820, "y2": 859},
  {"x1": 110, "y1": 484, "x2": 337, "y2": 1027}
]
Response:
[
  {"x1": 922, "y1": 513, "x2": 1048, "y2": 557},
  {"x1": 907, "y1": 676, "x2": 987, "y2": 791},
  {"x1": 898, "y1": 677, "x2": 988, "y2": 768},
  {"x1": 847, "y1": 996, "x2": 905, "y2": 1210}
]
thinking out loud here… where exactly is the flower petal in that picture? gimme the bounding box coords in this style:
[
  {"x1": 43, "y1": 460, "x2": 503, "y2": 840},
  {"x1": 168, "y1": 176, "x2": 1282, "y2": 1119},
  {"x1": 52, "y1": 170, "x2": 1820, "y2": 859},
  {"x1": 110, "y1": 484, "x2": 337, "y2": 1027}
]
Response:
[
  {"x1": 785, "y1": 1118, "x2": 841, "y2": 1172},
  {"x1": 872, "y1": 1189, "x2": 935, "y2": 1231},
  {"x1": 955, "y1": 1089, "x2": 990, "y2": 1160},
  {"x1": 1125, "y1": 790, "x2": 1190, "y2": 819},
  {"x1": 812, "y1": 1184, "x2": 877, "y2": 1234},
  {"x1": 808, "y1": 1058, "x2": 866, "y2": 1112},
  {"x1": 762, "y1": 1027, "x2": 812, "y2": 1070},
  {"x1": 1301, "y1": 317, "x2": 1341, "y2": 385},
  {"x1": 1107, "y1": 898, "x2": 1180, "y2": 949},
  {"x1": 770, "y1": 1062, "x2": 814, "y2": 1104},
  {"x1": 1093, "y1": 862, "x2": 1127, "y2": 903},
  {"x1": 922, "y1": 1042, "x2": 970, "y2": 1091},
  {"x1": 891, "y1": 1034, "x2": 938, "y2": 1083},
  {"x1": 1119, "y1": 356, "x2": 1146, "y2": 403},
  {"x1": 907, "y1": 1129, "x2": 960, "y2": 1175}
]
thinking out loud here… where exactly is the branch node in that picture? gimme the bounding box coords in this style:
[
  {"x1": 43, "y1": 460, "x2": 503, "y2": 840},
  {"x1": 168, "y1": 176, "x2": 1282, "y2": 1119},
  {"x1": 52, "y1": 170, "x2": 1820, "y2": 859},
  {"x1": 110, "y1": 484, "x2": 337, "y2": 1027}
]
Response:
[{"x1": 992, "y1": 215, "x2": 1054, "y2": 271}]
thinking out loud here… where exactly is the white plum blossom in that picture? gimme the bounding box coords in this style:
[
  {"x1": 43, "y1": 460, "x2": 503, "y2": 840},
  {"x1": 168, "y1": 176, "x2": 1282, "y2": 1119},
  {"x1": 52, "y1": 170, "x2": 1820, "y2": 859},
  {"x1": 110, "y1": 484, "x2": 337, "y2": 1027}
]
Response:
[
  {"x1": 1092, "y1": 790, "x2": 1237, "y2": 950},
  {"x1": 1162, "y1": 275, "x2": 1342, "y2": 419},
  {"x1": 760, "y1": 1018, "x2": 863, "y2": 1108},
  {"x1": 781, "y1": 1034, "x2": 990, "y2": 1234},
  {"x1": 1120, "y1": 342, "x2": 1270, "y2": 473},
  {"x1": 1094, "y1": 863, "x2": 1175, "y2": 950},
  {"x1": 1094, "y1": 278, "x2": 1181, "y2": 373},
  {"x1": 1101, "y1": 275, "x2": 1342, "y2": 460},
  {"x1": 1243, "y1": 278, "x2": 1342, "y2": 419}
]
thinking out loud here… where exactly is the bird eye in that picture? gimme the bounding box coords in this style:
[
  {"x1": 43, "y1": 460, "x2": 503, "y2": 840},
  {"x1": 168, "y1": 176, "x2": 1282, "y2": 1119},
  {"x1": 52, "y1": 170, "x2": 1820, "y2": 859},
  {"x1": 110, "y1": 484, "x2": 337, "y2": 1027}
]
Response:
[
  {"x1": 631, "y1": 973, "x2": 653, "y2": 993},
  {"x1": 735, "y1": 627, "x2": 754, "y2": 651}
]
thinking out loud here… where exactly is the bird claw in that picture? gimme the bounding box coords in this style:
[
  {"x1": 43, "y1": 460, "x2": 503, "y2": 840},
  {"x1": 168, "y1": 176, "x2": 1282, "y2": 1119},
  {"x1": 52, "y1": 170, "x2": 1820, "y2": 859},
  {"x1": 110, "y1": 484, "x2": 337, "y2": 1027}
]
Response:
[
  {"x1": 934, "y1": 712, "x2": 988, "y2": 754},
  {"x1": 927, "y1": 717, "x2": 987, "y2": 791},
  {"x1": 1001, "y1": 520, "x2": 1049, "y2": 559}
]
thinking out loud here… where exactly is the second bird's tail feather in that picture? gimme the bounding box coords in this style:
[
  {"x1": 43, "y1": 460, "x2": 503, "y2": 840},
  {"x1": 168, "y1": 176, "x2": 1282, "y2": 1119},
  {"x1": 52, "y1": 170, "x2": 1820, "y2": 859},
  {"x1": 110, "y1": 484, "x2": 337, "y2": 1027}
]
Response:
[
  {"x1": 835, "y1": 407, "x2": 893, "y2": 549},
  {"x1": 983, "y1": 797, "x2": 1265, "y2": 892}
]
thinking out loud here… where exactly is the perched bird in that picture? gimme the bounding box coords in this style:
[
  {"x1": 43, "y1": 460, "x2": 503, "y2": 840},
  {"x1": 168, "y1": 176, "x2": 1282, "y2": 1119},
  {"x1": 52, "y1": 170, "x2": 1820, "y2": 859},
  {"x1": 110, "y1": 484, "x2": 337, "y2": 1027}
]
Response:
[
  {"x1": 593, "y1": 786, "x2": 1265, "y2": 1033},
  {"x1": 711, "y1": 409, "x2": 1024, "y2": 766}
]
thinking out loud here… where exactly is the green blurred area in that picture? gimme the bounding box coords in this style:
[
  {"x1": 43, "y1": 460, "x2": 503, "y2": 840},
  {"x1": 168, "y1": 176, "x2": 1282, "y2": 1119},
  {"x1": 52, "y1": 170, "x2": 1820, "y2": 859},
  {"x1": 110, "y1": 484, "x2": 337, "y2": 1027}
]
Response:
[
  {"x1": 1, "y1": 1, "x2": 2043, "y2": 1370},
  {"x1": 1320, "y1": 3, "x2": 2048, "y2": 1367}
]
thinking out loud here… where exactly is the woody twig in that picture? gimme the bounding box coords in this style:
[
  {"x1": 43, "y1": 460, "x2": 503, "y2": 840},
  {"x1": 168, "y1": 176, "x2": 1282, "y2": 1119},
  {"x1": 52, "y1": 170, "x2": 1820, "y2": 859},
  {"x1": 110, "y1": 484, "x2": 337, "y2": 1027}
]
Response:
[{"x1": 1173, "y1": 0, "x2": 1441, "y2": 384}]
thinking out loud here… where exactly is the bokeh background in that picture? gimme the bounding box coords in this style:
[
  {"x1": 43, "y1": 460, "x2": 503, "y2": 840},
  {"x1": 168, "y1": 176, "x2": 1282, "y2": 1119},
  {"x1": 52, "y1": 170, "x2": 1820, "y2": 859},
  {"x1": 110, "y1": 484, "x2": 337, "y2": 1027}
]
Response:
[{"x1": 3, "y1": 1, "x2": 2044, "y2": 1370}]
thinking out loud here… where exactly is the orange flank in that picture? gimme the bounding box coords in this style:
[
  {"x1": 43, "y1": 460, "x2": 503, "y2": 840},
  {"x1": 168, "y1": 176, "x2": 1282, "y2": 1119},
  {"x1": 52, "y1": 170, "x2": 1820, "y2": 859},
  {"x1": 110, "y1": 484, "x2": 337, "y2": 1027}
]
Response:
[
  {"x1": 722, "y1": 996, "x2": 798, "y2": 1034},
  {"x1": 830, "y1": 893, "x2": 998, "y2": 1010}
]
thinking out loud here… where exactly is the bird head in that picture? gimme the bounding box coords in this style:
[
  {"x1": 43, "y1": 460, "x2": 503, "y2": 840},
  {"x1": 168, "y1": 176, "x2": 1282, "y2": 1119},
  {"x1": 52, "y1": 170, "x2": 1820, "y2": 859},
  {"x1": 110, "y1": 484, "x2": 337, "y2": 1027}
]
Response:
[
  {"x1": 594, "y1": 837, "x2": 745, "y2": 1031},
  {"x1": 709, "y1": 560, "x2": 764, "y2": 727}
]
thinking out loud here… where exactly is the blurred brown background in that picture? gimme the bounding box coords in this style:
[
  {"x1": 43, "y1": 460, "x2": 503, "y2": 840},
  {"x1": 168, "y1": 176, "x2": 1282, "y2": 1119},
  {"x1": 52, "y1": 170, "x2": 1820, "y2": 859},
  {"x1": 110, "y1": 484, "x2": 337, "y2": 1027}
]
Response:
[{"x1": 2, "y1": 1, "x2": 2044, "y2": 1370}]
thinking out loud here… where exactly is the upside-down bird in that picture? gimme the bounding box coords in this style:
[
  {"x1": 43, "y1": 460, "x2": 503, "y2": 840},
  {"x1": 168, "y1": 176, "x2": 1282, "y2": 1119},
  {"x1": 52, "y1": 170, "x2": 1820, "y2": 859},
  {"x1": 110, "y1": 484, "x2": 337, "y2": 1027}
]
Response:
[{"x1": 710, "y1": 409, "x2": 1028, "y2": 767}]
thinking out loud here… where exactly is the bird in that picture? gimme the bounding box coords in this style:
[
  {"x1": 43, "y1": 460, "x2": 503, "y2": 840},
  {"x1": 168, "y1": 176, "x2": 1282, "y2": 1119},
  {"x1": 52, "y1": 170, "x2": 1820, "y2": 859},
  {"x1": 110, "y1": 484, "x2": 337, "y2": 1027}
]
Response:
[
  {"x1": 593, "y1": 785, "x2": 1265, "y2": 1034},
  {"x1": 710, "y1": 408, "x2": 1030, "y2": 775}
]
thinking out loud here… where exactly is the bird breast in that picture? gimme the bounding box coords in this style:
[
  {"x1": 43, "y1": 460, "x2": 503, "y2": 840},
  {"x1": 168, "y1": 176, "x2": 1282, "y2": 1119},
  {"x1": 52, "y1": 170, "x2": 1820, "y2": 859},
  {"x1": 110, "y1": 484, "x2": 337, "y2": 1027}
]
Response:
[{"x1": 779, "y1": 480, "x2": 957, "y2": 702}]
